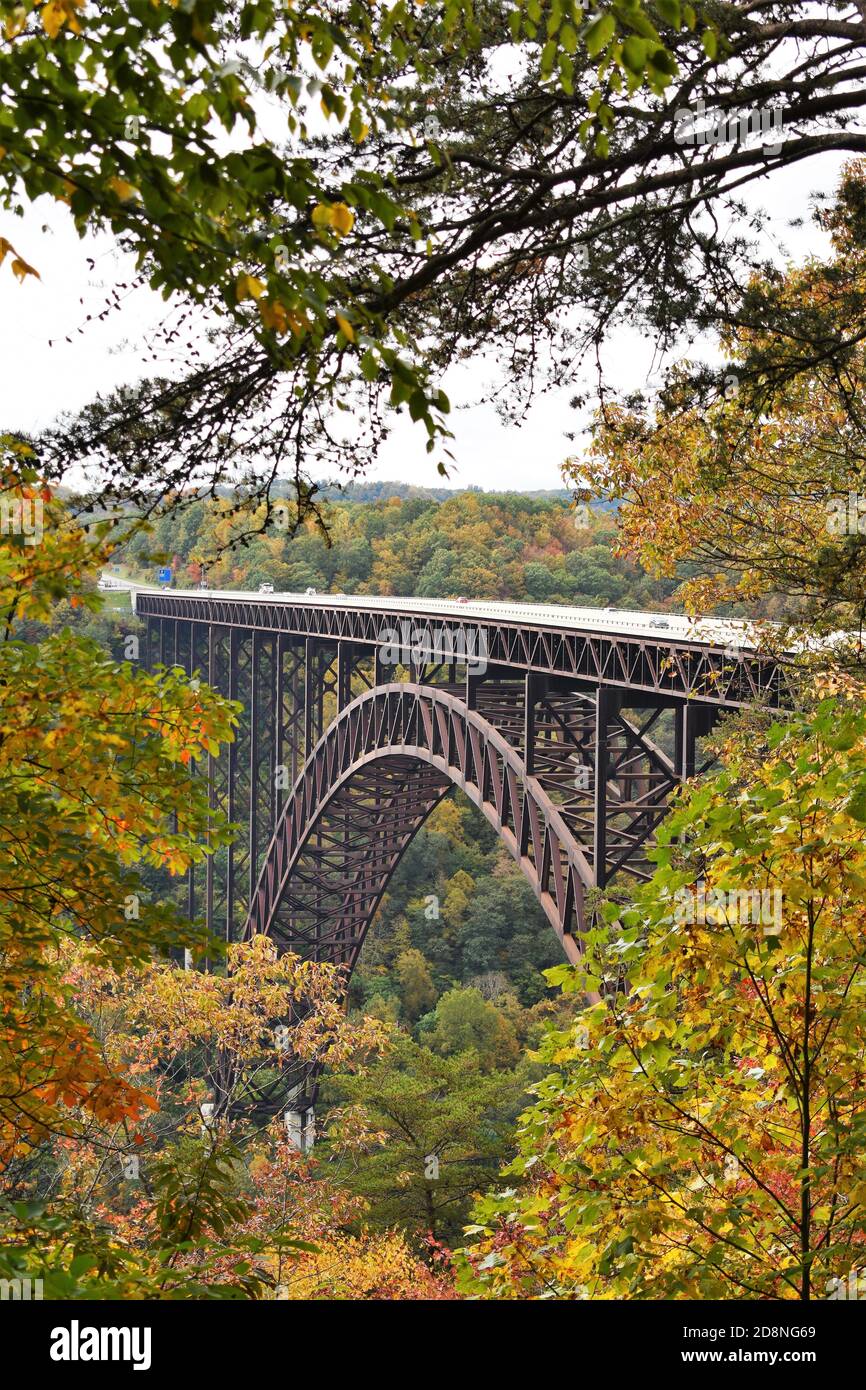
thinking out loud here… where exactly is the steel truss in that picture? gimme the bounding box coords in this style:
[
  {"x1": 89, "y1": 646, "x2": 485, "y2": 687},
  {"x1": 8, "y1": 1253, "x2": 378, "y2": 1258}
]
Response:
[
  {"x1": 138, "y1": 591, "x2": 793, "y2": 708},
  {"x1": 475, "y1": 682, "x2": 684, "y2": 887},
  {"x1": 144, "y1": 614, "x2": 725, "y2": 952},
  {"x1": 246, "y1": 682, "x2": 595, "y2": 967}
]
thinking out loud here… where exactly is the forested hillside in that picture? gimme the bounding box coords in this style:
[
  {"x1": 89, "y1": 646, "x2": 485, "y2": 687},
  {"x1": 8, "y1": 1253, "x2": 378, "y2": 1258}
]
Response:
[{"x1": 115, "y1": 489, "x2": 678, "y2": 609}]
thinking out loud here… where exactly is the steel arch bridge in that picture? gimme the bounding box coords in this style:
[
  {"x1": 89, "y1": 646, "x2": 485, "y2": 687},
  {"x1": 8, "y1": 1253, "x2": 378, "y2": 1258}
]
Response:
[{"x1": 137, "y1": 588, "x2": 791, "y2": 1109}]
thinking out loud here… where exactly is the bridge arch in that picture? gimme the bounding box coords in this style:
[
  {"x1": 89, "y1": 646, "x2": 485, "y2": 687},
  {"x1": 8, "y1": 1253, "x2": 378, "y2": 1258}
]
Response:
[{"x1": 244, "y1": 683, "x2": 594, "y2": 975}]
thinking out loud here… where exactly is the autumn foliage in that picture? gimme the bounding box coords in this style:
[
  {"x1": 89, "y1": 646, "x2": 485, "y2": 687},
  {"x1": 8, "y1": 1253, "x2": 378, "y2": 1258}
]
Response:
[
  {"x1": 572, "y1": 160, "x2": 866, "y2": 655},
  {"x1": 0, "y1": 445, "x2": 237, "y2": 1165},
  {"x1": 461, "y1": 689, "x2": 866, "y2": 1299}
]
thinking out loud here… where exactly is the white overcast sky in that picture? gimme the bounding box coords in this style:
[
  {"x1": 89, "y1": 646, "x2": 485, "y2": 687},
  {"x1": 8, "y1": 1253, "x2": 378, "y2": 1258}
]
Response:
[{"x1": 0, "y1": 150, "x2": 840, "y2": 492}]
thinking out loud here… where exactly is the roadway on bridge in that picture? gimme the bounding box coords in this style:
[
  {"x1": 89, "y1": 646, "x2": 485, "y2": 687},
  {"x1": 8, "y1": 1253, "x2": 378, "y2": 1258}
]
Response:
[{"x1": 121, "y1": 578, "x2": 763, "y2": 652}]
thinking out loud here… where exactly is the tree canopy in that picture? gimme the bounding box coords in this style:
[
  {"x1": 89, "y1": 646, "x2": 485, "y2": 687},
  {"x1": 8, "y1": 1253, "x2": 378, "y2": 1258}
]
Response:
[
  {"x1": 7, "y1": 1, "x2": 866, "y2": 522},
  {"x1": 576, "y1": 160, "x2": 866, "y2": 661}
]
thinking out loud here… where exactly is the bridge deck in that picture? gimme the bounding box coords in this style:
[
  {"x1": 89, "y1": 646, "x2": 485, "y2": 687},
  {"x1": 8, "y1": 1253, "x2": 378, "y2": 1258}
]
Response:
[
  {"x1": 133, "y1": 585, "x2": 792, "y2": 707},
  {"x1": 132, "y1": 585, "x2": 761, "y2": 651}
]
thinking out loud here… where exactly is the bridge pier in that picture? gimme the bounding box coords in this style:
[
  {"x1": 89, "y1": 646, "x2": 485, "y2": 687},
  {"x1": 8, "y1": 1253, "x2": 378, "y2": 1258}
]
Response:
[
  {"x1": 594, "y1": 686, "x2": 621, "y2": 890},
  {"x1": 675, "y1": 701, "x2": 719, "y2": 779},
  {"x1": 283, "y1": 1095, "x2": 315, "y2": 1153}
]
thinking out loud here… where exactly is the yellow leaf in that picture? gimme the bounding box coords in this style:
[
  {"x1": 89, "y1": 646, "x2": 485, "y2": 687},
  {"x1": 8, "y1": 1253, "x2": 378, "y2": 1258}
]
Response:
[
  {"x1": 335, "y1": 314, "x2": 354, "y2": 342},
  {"x1": 258, "y1": 297, "x2": 288, "y2": 334},
  {"x1": 108, "y1": 176, "x2": 138, "y2": 202},
  {"x1": 311, "y1": 203, "x2": 355, "y2": 237},
  {"x1": 40, "y1": 0, "x2": 82, "y2": 39},
  {"x1": 5, "y1": 7, "x2": 27, "y2": 39},
  {"x1": 10, "y1": 256, "x2": 39, "y2": 283},
  {"x1": 40, "y1": 1, "x2": 65, "y2": 38},
  {"x1": 236, "y1": 272, "x2": 265, "y2": 303},
  {"x1": 354, "y1": 124, "x2": 370, "y2": 144},
  {"x1": 0, "y1": 237, "x2": 39, "y2": 281},
  {"x1": 331, "y1": 203, "x2": 355, "y2": 236}
]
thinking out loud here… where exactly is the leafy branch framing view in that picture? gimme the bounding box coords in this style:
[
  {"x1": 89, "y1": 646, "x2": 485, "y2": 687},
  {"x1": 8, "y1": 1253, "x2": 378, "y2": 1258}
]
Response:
[{"x1": 2, "y1": 0, "x2": 866, "y2": 1321}]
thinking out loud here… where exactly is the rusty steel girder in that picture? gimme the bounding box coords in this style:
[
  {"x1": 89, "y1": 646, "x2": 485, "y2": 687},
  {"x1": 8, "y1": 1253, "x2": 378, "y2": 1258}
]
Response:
[{"x1": 245, "y1": 682, "x2": 595, "y2": 970}]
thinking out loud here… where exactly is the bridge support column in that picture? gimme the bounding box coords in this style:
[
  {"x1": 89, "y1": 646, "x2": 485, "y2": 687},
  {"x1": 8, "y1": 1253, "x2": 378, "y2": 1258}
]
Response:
[
  {"x1": 337, "y1": 641, "x2": 357, "y2": 711},
  {"x1": 206, "y1": 624, "x2": 217, "y2": 949},
  {"x1": 675, "y1": 702, "x2": 718, "y2": 780},
  {"x1": 303, "y1": 639, "x2": 339, "y2": 751},
  {"x1": 249, "y1": 631, "x2": 260, "y2": 904},
  {"x1": 523, "y1": 672, "x2": 547, "y2": 775},
  {"x1": 275, "y1": 635, "x2": 288, "y2": 822},
  {"x1": 303, "y1": 637, "x2": 317, "y2": 752},
  {"x1": 283, "y1": 1105, "x2": 315, "y2": 1153},
  {"x1": 226, "y1": 627, "x2": 242, "y2": 941},
  {"x1": 276, "y1": 637, "x2": 305, "y2": 811},
  {"x1": 593, "y1": 685, "x2": 622, "y2": 890},
  {"x1": 185, "y1": 620, "x2": 209, "y2": 930}
]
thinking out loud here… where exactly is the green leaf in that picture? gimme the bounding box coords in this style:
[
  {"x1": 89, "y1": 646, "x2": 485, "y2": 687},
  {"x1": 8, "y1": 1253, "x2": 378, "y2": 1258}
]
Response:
[
  {"x1": 360, "y1": 351, "x2": 379, "y2": 382},
  {"x1": 648, "y1": 45, "x2": 678, "y2": 75},
  {"x1": 585, "y1": 12, "x2": 616, "y2": 58},
  {"x1": 845, "y1": 784, "x2": 866, "y2": 824},
  {"x1": 409, "y1": 390, "x2": 429, "y2": 422},
  {"x1": 541, "y1": 38, "x2": 558, "y2": 76},
  {"x1": 621, "y1": 35, "x2": 648, "y2": 74}
]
